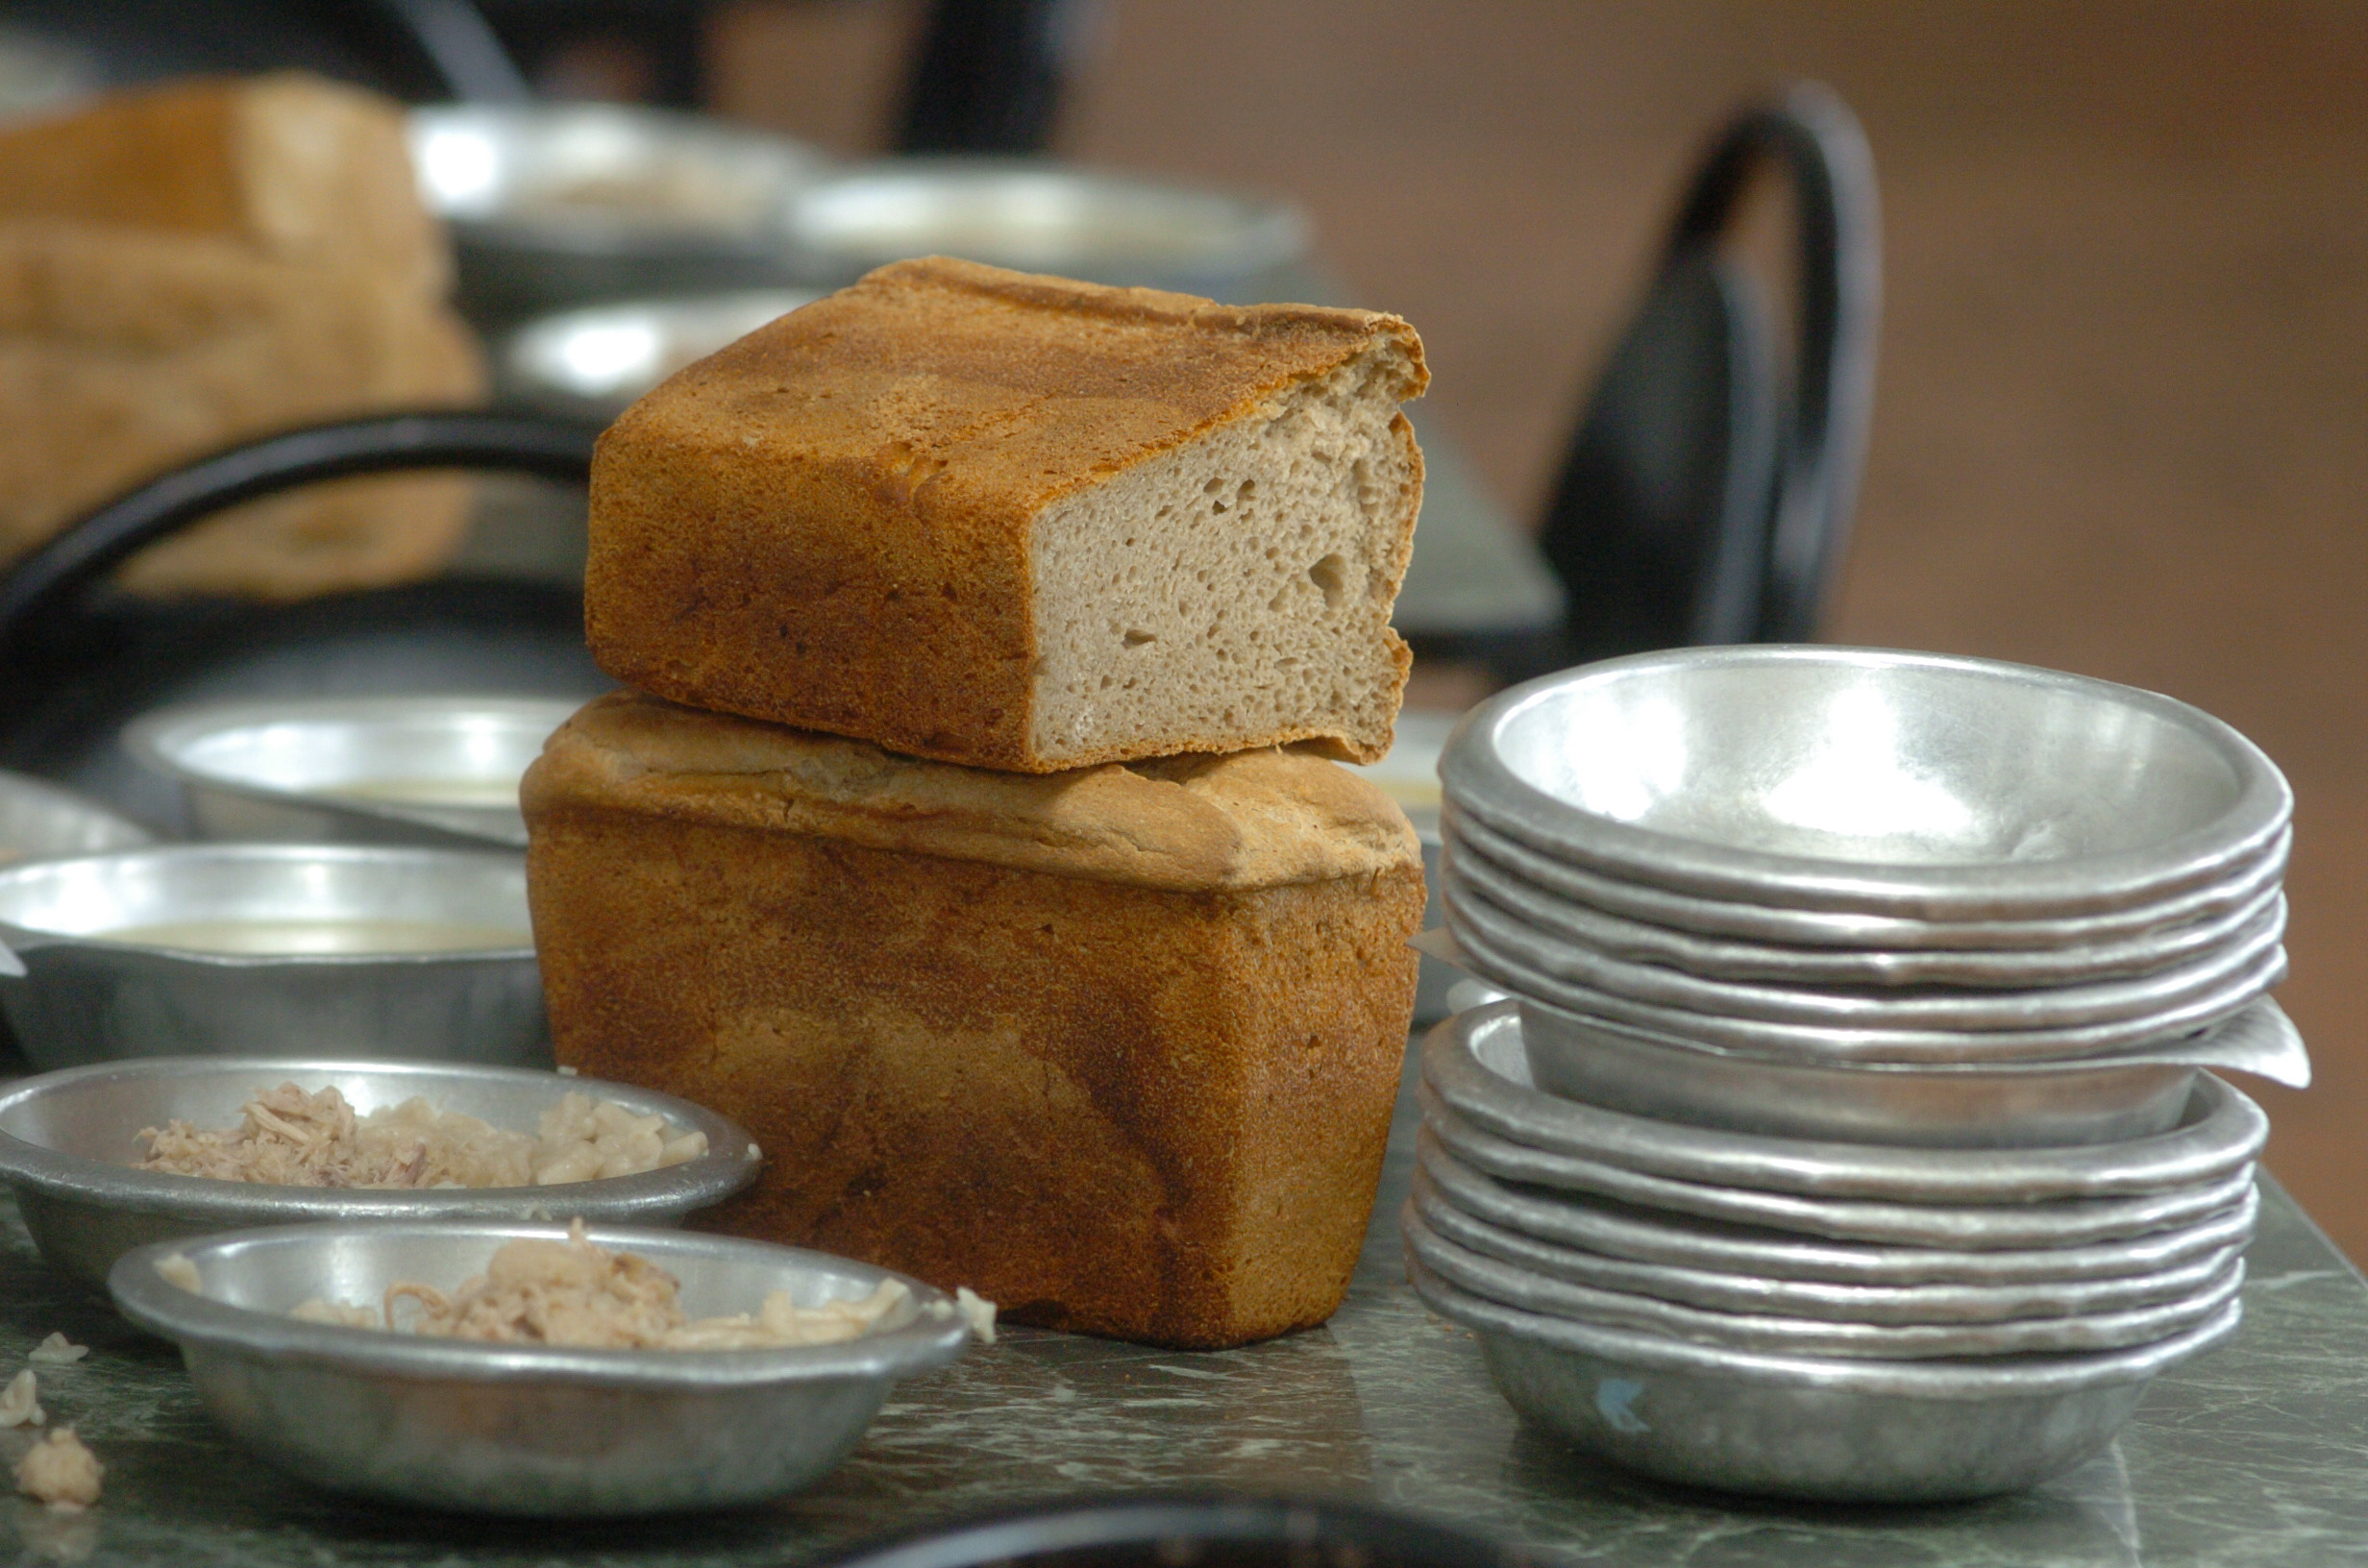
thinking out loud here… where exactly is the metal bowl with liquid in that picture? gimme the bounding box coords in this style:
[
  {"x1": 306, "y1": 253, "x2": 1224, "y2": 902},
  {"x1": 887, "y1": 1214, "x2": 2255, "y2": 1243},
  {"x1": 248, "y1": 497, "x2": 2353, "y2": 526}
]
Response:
[
  {"x1": 0, "y1": 845, "x2": 545, "y2": 1069},
  {"x1": 126, "y1": 696, "x2": 580, "y2": 849}
]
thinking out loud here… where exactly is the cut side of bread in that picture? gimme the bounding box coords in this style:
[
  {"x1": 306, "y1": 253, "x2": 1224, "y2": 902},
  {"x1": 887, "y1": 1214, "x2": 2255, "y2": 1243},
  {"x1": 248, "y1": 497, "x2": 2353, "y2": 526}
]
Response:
[{"x1": 585, "y1": 257, "x2": 1428, "y2": 772}]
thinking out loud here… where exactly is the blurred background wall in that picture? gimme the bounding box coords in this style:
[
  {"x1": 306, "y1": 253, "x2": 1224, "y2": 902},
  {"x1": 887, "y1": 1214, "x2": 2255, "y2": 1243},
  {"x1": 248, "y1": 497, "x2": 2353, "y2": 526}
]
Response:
[{"x1": 702, "y1": 0, "x2": 2368, "y2": 1259}]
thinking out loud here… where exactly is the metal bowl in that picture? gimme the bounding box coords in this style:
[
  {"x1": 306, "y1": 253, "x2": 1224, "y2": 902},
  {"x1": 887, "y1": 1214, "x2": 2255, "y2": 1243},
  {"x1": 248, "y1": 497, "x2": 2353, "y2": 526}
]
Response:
[
  {"x1": 1511, "y1": 992, "x2": 2309, "y2": 1147},
  {"x1": 109, "y1": 1221, "x2": 970, "y2": 1515},
  {"x1": 1443, "y1": 870, "x2": 2286, "y2": 1032},
  {"x1": 1418, "y1": 1107, "x2": 2256, "y2": 1250},
  {"x1": 1410, "y1": 1171, "x2": 2244, "y2": 1326},
  {"x1": 1441, "y1": 648, "x2": 2292, "y2": 920},
  {"x1": 1417, "y1": 1134, "x2": 2259, "y2": 1287},
  {"x1": 1433, "y1": 919, "x2": 2285, "y2": 1063},
  {"x1": 0, "y1": 1055, "x2": 759, "y2": 1285},
  {"x1": 784, "y1": 158, "x2": 1309, "y2": 293},
  {"x1": 1426, "y1": 1005, "x2": 2268, "y2": 1202},
  {"x1": 0, "y1": 845, "x2": 545, "y2": 1069},
  {"x1": 1409, "y1": 1255, "x2": 2242, "y2": 1503},
  {"x1": 1447, "y1": 827, "x2": 2287, "y2": 988},
  {"x1": 0, "y1": 769, "x2": 151, "y2": 867},
  {"x1": 408, "y1": 103, "x2": 832, "y2": 320},
  {"x1": 125, "y1": 696, "x2": 582, "y2": 848},
  {"x1": 1445, "y1": 799, "x2": 2291, "y2": 951},
  {"x1": 1403, "y1": 1203, "x2": 2244, "y2": 1359},
  {"x1": 503, "y1": 289, "x2": 824, "y2": 421}
]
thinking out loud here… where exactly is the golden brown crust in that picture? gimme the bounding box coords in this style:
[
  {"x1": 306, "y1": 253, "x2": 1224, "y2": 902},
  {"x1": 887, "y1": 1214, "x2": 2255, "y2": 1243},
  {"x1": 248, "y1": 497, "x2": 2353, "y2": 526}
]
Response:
[
  {"x1": 526, "y1": 805, "x2": 1424, "y2": 1348},
  {"x1": 584, "y1": 257, "x2": 1425, "y2": 772},
  {"x1": 525, "y1": 690, "x2": 1422, "y2": 894}
]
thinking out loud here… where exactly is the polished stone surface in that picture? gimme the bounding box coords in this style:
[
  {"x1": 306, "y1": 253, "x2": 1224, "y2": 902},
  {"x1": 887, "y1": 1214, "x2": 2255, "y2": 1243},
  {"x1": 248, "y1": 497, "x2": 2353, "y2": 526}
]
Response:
[{"x1": 1, "y1": 1049, "x2": 2362, "y2": 1566}]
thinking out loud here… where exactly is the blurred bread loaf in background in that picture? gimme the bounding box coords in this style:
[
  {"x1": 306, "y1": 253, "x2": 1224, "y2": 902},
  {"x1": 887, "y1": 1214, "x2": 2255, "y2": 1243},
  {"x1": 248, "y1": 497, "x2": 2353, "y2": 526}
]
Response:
[
  {"x1": 0, "y1": 73, "x2": 484, "y2": 600},
  {"x1": 584, "y1": 256, "x2": 1426, "y2": 772}
]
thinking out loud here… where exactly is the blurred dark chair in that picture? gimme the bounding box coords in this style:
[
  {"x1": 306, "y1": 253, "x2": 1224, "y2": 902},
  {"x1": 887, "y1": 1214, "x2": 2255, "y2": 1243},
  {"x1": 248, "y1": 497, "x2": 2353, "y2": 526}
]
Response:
[{"x1": 1491, "y1": 82, "x2": 1880, "y2": 683}]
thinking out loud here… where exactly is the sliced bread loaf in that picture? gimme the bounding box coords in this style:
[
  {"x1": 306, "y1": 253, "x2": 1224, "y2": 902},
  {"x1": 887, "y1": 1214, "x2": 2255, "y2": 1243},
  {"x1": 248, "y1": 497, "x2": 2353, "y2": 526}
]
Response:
[{"x1": 584, "y1": 257, "x2": 1428, "y2": 772}]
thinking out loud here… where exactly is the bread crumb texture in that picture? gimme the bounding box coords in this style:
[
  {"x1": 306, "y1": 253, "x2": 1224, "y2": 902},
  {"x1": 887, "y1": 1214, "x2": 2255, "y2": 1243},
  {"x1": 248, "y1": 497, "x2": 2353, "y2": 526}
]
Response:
[
  {"x1": 15, "y1": 1428, "x2": 99, "y2": 1510},
  {"x1": 584, "y1": 257, "x2": 1426, "y2": 771}
]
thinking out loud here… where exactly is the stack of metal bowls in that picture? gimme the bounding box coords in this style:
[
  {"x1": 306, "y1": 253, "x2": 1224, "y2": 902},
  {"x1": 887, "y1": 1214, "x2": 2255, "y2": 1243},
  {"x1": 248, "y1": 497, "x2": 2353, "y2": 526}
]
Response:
[{"x1": 1408, "y1": 646, "x2": 2306, "y2": 1502}]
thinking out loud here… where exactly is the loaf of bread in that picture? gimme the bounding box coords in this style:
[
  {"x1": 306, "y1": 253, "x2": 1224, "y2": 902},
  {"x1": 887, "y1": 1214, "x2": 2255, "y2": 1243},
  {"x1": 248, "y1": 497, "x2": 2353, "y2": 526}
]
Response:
[
  {"x1": 0, "y1": 220, "x2": 481, "y2": 600},
  {"x1": 523, "y1": 689, "x2": 1426, "y2": 1348},
  {"x1": 0, "y1": 74, "x2": 484, "y2": 600},
  {"x1": 0, "y1": 72, "x2": 448, "y2": 299},
  {"x1": 584, "y1": 256, "x2": 1428, "y2": 773}
]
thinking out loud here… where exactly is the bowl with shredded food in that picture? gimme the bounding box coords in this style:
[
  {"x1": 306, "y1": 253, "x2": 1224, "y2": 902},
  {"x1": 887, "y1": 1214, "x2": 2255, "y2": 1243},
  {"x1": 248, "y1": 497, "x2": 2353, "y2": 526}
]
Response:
[
  {"x1": 108, "y1": 1220, "x2": 986, "y2": 1515},
  {"x1": 0, "y1": 1057, "x2": 761, "y2": 1285}
]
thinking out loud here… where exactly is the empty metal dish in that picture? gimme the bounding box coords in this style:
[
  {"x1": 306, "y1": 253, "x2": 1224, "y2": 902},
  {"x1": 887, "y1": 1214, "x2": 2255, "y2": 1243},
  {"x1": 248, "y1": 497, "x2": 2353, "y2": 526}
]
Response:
[
  {"x1": 1511, "y1": 992, "x2": 2309, "y2": 1146},
  {"x1": 0, "y1": 769, "x2": 151, "y2": 867},
  {"x1": 1418, "y1": 1108, "x2": 2256, "y2": 1249},
  {"x1": 1441, "y1": 648, "x2": 2291, "y2": 920},
  {"x1": 1409, "y1": 1254, "x2": 2242, "y2": 1503},
  {"x1": 1425, "y1": 1004, "x2": 2268, "y2": 1201},
  {"x1": 785, "y1": 158, "x2": 1309, "y2": 294},
  {"x1": 1445, "y1": 799, "x2": 2291, "y2": 952},
  {"x1": 504, "y1": 289, "x2": 824, "y2": 420},
  {"x1": 0, "y1": 845, "x2": 545, "y2": 1069},
  {"x1": 126, "y1": 696, "x2": 582, "y2": 848},
  {"x1": 110, "y1": 1221, "x2": 973, "y2": 1514},
  {"x1": 407, "y1": 103, "x2": 832, "y2": 318},
  {"x1": 1431, "y1": 918, "x2": 2285, "y2": 1064},
  {"x1": 1446, "y1": 830, "x2": 2288, "y2": 988},
  {"x1": 1416, "y1": 1134, "x2": 2259, "y2": 1287},
  {"x1": 1409, "y1": 1171, "x2": 2243, "y2": 1326},
  {"x1": 1442, "y1": 872, "x2": 2286, "y2": 1032},
  {"x1": 0, "y1": 1055, "x2": 760, "y2": 1284},
  {"x1": 1403, "y1": 1203, "x2": 2244, "y2": 1359}
]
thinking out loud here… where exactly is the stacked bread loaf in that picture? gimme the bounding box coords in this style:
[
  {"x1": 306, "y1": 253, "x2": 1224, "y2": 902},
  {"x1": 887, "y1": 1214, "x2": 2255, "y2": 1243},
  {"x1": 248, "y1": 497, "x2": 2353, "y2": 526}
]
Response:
[
  {"x1": 524, "y1": 257, "x2": 1433, "y2": 1347},
  {"x1": 0, "y1": 73, "x2": 484, "y2": 599}
]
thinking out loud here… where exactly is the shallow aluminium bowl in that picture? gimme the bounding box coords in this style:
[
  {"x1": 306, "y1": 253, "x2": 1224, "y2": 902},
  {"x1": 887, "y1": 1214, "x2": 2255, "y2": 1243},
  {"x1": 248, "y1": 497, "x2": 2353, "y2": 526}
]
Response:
[
  {"x1": 1442, "y1": 871, "x2": 2286, "y2": 1032},
  {"x1": 1441, "y1": 648, "x2": 2292, "y2": 920},
  {"x1": 1403, "y1": 1204, "x2": 2244, "y2": 1359},
  {"x1": 1445, "y1": 830, "x2": 2288, "y2": 989},
  {"x1": 784, "y1": 158, "x2": 1309, "y2": 293},
  {"x1": 110, "y1": 1221, "x2": 970, "y2": 1515},
  {"x1": 1408, "y1": 1255, "x2": 2242, "y2": 1503},
  {"x1": 1511, "y1": 993, "x2": 2308, "y2": 1147},
  {"x1": 0, "y1": 771, "x2": 151, "y2": 868},
  {"x1": 1444, "y1": 800, "x2": 2291, "y2": 952},
  {"x1": 1425, "y1": 1004, "x2": 2268, "y2": 1201},
  {"x1": 1415, "y1": 1136, "x2": 2259, "y2": 1287},
  {"x1": 125, "y1": 696, "x2": 583, "y2": 849},
  {"x1": 1432, "y1": 918, "x2": 2286, "y2": 1062},
  {"x1": 0, "y1": 845, "x2": 545, "y2": 1069},
  {"x1": 407, "y1": 103, "x2": 832, "y2": 317},
  {"x1": 503, "y1": 289, "x2": 824, "y2": 420},
  {"x1": 0, "y1": 1055, "x2": 760, "y2": 1285},
  {"x1": 1409, "y1": 1172, "x2": 2243, "y2": 1326},
  {"x1": 1417, "y1": 1110, "x2": 2256, "y2": 1250}
]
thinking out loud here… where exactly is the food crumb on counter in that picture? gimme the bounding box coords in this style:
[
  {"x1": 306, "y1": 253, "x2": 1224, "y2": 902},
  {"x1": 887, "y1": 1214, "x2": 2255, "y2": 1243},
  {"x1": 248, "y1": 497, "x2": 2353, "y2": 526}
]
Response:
[
  {"x1": 26, "y1": 1335, "x2": 85, "y2": 1367},
  {"x1": 954, "y1": 1287, "x2": 998, "y2": 1344},
  {"x1": 0, "y1": 1369, "x2": 41, "y2": 1428},
  {"x1": 555, "y1": 1066, "x2": 579, "y2": 1076},
  {"x1": 136, "y1": 1083, "x2": 707, "y2": 1189},
  {"x1": 14, "y1": 1428, "x2": 99, "y2": 1510},
  {"x1": 153, "y1": 1255, "x2": 201, "y2": 1293}
]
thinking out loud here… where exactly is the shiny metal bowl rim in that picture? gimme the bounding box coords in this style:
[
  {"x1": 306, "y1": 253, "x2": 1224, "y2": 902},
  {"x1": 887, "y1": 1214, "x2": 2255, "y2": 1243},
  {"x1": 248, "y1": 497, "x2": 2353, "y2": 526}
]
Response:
[
  {"x1": 0, "y1": 1056, "x2": 760, "y2": 1224},
  {"x1": 1441, "y1": 871, "x2": 2287, "y2": 1030},
  {"x1": 1409, "y1": 1252, "x2": 2245, "y2": 1397},
  {"x1": 1442, "y1": 647, "x2": 2293, "y2": 919},
  {"x1": 110, "y1": 1220, "x2": 970, "y2": 1389},
  {"x1": 1444, "y1": 799, "x2": 2292, "y2": 952},
  {"x1": 123, "y1": 696, "x2": 580, "y2": 855},
  {"x1": 0, "y1": 843, "x2": 534, "y2": 966},
  {"x1": 1426, "y1": 1003, "x2": 2268, "y2": 1201}
]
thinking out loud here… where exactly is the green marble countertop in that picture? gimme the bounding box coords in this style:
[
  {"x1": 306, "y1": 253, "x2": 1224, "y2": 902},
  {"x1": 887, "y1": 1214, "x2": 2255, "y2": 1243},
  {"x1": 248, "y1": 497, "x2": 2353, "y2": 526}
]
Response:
[{"x1": 2, "y1": 1047, "x2": 2362, "y2": 1567}]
